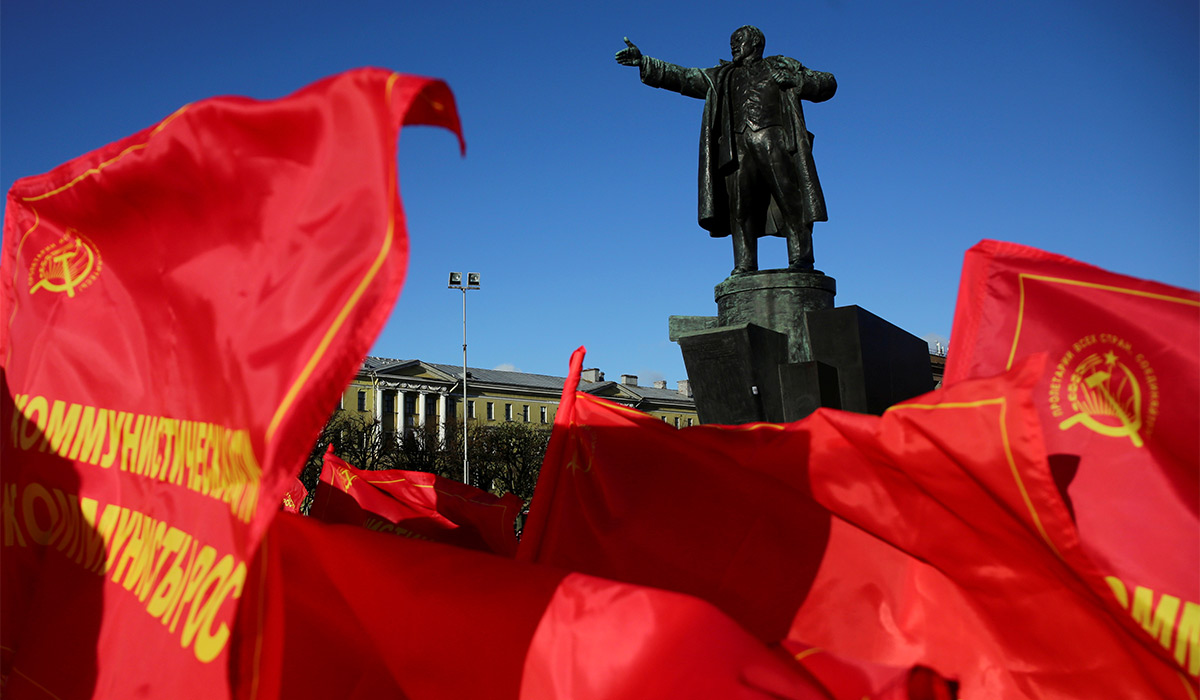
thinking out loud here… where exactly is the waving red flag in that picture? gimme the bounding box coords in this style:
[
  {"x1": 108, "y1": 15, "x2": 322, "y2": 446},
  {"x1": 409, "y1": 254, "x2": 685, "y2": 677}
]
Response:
[
  {"x1": 520, "y1": 349, "x2": 960, "y2": 699},
  {"x1": 1, "y1": 68, "x2": 463, "y2": 698},
  {"x1": 311, "y1": 447, "x2": 521, "y2": 556},
  {"x1": 942, "y1": 239, "x2": 1199, "y2": 658},
  {"x1": 518, "y1": 347, "x2": 831, "y2": 643},
  {"x1": 522, "y1": 347, "x2": 1194, "y2": 698}
]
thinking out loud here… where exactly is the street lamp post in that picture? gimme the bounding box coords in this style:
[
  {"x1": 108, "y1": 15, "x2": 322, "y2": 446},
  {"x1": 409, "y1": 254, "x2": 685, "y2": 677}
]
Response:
[{"x1": 447, "y1": 272, "x2": 480, "y2": 485}]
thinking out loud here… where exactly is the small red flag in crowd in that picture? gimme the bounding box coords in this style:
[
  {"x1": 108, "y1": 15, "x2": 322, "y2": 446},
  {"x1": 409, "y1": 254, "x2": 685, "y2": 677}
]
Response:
[
  {"x1": 280, "y1": 478, "x2": 307, "y2": 514},
  {"x1": 310, "y1": 446, "x2": 521, "y2": 556}
]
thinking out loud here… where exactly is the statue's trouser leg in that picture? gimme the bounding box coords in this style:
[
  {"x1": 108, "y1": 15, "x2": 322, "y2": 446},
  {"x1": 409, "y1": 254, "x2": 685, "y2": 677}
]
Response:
[
  {"x1": 756, "y1": 128, "x2": 815, "y2": 270},
  {"x1": 731, "y1": 228, "x2": 757, "y2": 273},
  {"x1": 786, "y1": 222, "x2": 815, "y2": 270},
  {"x1": 729, "y1": 148, "x2": 760, "y2": 274}
]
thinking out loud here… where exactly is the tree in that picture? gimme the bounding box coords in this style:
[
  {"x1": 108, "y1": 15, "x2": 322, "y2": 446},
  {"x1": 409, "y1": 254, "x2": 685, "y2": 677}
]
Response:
[{"x1": 462, "y1": 421, "x2": 550, "y2": 502}]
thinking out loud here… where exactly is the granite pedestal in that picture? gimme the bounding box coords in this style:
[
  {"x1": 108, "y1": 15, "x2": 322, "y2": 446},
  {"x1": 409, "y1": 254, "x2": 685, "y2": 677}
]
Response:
[{"x1": 671, "y1": 270, "x2": 932, "y2": 424}]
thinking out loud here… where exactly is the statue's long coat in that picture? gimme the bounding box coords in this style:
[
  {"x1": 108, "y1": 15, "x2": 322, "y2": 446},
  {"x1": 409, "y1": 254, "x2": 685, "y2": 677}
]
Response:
[{"x1": 639, "y1": 55, "x2": 837, "y2": 238}]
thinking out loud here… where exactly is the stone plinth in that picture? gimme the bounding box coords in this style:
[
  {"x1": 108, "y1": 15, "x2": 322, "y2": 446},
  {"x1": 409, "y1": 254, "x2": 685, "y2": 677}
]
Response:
[
  {"x1": 715, "y1": 271, "x2": 836, "y2": 363},
  {"x1": 677, "y1": 323, "x2": 789, "y2": 424},
  {"x1": 671, "y1": 269, "x2": 932, "y2": 425},
  {"x1": 805, "y1": 305, "x2": 935, "y2": 414},
  {"x1": 778, "y1": 361, "x2": 841, "y2": 421}
]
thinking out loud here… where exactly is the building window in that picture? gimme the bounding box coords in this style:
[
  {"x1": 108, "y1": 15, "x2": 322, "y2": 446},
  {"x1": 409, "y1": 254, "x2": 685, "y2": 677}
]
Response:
[
  {"x1": 405, "y1": 395, "x2": 417, "y2": 427},
  {"x1": 382, "y1": 392, "x2": 394, "y2": 414},
  {"x1": 540, "y1": 406, "x2": 547, "y2": 423},
  {"x1": 447, "y1": 400, "x2": 456, "y2": 420},
  {"x1": 674, "y1": 417, "x2": 680, "y2": 428},
  {"x1": 357, "y1": 390, "x2": 366, "y2": 411},
  {"x1": 686, "y1": 418, "x2": 693, "y2": 427},
  {"x1": 505, "y1": 404, "x2": 513, "y2": 422},
  {"x1": 522, "y1": 405, "x2": 529, "y2": 422},
  {"x1": 468, "y1": 400, "x2": 475, "y2": 419},
  {"x1": 487, "y1": 402, "x2": 494, "y2": 421}
]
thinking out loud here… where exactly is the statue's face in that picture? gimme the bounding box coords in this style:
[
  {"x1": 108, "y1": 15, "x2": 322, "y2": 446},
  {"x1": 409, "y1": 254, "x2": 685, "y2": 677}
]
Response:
[{"x1": 730, "y1": 30, "x2": 760, "y2": 63}]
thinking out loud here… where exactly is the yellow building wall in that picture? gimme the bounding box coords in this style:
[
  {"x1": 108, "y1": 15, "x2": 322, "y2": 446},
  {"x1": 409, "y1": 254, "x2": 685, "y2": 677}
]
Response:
[{"x1": 341, "y1": 375, "x2": 698, "y2": 429}]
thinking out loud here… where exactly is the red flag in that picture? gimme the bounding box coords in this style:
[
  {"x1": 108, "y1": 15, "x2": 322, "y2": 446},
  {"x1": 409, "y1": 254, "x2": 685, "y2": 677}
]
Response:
[
  {"x1": 1, "y1": 68, "x2": 463, "y2": 698},
  {"x1": 522, "y1": 348, "x2": 1194, "y2": 698},
  {"x1": 242, "y1": 511, "x2": 834, "y2": 700},
  {"x1": 521, "y1": 349, "x2": 958, "y2": 699},
  {"x1": 311, "y1": 446, "x2": 521, "y2": 556},
  {"x1": 281, "y1": 478, "x2": 306, "y2": 514},
  {"x1": 518, "y1": 347, "x2": 831, "y2": 643},
  {"x1": 797, "y1": 356, "x2": 1193, "y2": 697},
  {"x1": 942, "y1": 240, "x2": 1198, "y2": 652}
]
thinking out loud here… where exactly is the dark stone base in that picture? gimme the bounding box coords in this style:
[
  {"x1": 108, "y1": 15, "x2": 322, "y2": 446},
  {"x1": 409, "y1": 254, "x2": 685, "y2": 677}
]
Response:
[
  {"x1": 677, "y1": 324, "x2": 789, "y2": 424},
  {"x1": 671, "y1": 271, "x2": 934, "y2": 425},
  {"x1": 779, "y1": 361, "x2": 841, "y2": 421},
  {"x1": 805, "y1": 305, "x2": 935, "y2": 415}
]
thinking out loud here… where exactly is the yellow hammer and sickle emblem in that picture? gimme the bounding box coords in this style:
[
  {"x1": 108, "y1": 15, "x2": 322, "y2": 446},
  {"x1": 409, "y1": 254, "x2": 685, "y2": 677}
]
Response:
[
  {"x1": 565, "y1": 429, "x2": 594, "y2": 474},
  {"x1": 31, "y1": 236, "x2": 96, "y2": 297},
  {"x1": 1059, "y1": 363, "x2": 1144, "y2": 447}
]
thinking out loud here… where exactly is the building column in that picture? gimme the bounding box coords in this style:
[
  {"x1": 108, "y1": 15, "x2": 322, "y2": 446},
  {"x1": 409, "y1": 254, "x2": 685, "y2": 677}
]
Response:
[
  {"x1": 373, "y1": 383, "x2": 382, "y2": 424},
  {"x1": 416, "y1": 392, "x2": 427, "y2": 429},
  {"x1": 390, "y1": 389, "x2": 401, "y2": 443},
  {"x1": 437, "y1": 393, "x2": 447, "y2": 443}
]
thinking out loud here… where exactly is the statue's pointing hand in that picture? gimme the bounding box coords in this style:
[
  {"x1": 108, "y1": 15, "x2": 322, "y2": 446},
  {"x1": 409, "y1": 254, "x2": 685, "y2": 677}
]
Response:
[{"x1": 615, "y1": 37, "x2": 642, "y2": 67}]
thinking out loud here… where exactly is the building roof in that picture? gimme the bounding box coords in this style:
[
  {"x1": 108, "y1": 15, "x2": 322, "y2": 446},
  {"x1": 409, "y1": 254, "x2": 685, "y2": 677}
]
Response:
[
  {"x1": 427, "y1": 362, "x2": 575, "y2": 392},
  {"x1": 361, "y1": 356, "x2": 693, "y2": 408}
]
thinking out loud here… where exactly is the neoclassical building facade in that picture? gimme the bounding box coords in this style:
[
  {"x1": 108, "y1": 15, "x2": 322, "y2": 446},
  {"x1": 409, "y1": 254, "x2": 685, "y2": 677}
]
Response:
[{"x1": 340, "y1": 357, "x2": 698, "y2": 439}]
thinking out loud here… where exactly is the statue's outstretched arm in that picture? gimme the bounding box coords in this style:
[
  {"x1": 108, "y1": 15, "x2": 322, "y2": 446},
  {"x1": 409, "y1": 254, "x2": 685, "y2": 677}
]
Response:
[{"x1": 616, "y1": 38, "x2": 709, "y2": 99}]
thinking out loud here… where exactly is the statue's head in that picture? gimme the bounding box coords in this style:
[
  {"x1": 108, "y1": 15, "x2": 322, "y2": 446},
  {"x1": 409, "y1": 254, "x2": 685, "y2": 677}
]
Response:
[{"x1": 730, "y1": 25, "x2": 765, "y2": 63}]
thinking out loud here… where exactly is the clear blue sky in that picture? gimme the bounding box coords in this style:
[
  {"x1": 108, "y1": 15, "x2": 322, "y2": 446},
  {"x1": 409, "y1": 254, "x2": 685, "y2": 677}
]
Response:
[{"x1": 4, "y1": 1, "x2": 1197, "y2": 385}]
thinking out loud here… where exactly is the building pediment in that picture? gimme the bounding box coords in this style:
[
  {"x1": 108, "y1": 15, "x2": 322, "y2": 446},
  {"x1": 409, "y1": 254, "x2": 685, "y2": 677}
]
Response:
[
  {"x1": 366, "y1": 358, "x2": 458, "y2": 384},
  {"x1": 582, "y1": 381, "x2": 640, "y2": 403}
]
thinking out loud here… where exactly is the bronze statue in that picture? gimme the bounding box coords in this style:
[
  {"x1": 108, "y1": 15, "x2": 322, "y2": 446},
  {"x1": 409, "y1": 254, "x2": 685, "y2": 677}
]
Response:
[{"x1": 616, "y1": 27, "x2": 836, "y2": 275}]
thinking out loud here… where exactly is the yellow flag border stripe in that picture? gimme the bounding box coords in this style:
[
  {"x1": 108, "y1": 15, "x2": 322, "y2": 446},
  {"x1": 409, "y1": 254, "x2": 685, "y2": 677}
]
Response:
[
  {"x1": 576, "y1": 392, "x2": 786, "y2": 431},
  {"x1": 1006, "y1": 272, "x2": 1200, "y2": 371},
  {"x1": 357, "y1": 469, "x2": 516, "y2": 514},
  {"x1": 20, "y1": 105, "x2": 191, "y2": 203},
  {"x1": 11, "y1": 666, "x2": 66, "y2": 700},
  {"x1": 266, "y1": 72, "x2": 402, "y2": 443}
]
